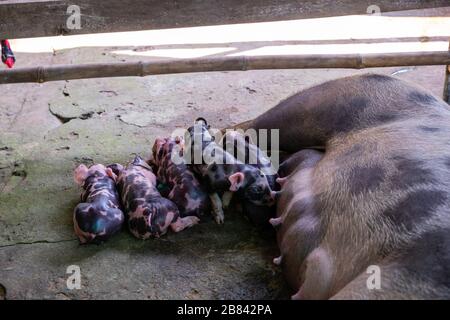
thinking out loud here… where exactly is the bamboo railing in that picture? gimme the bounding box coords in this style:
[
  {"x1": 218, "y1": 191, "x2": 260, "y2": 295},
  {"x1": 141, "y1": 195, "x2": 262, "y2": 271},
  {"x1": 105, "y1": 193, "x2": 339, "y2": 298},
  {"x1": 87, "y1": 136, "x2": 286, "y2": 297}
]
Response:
[{"x1": 0, "y1": 52, "x2": 449, "y2": 84}]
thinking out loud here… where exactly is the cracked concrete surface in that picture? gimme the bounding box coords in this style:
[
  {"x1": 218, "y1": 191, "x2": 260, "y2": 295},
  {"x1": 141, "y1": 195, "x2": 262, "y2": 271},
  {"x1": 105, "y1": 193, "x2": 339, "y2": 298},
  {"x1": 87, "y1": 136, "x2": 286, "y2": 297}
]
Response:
[{"x1": 1, "y1": 7, "x2": 449, "y2": 299}]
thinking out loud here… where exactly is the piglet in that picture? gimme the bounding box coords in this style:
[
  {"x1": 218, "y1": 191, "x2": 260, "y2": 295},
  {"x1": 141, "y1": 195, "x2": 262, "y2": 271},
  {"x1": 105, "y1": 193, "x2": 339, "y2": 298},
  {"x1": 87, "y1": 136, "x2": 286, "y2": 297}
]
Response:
[
  {"x1": 185, "y1": 118, "x2": 276, "y2": 225},
  {"x1": 116, "y1": 155, "x2": 199, "y2": 239},
  {"x1": 106, "y1": 163, "x2": 124, "y2": 177},
  {"x1": 152, "y1": 137, "x2": 211, "y2": 219},
  {"x1": 73, "y1": 163, "x2": 125, "y2": 244},
  {"x1": 220, "y1": 130, "x2": 279, "y2": 226}
]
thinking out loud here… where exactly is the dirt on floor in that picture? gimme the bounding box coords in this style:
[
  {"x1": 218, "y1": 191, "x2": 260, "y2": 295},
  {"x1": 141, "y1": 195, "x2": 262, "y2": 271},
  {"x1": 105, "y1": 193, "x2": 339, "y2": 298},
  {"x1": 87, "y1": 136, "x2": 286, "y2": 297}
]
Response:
[{"x1": 0, "y1": 6, "x2": 449, "y2": 299}]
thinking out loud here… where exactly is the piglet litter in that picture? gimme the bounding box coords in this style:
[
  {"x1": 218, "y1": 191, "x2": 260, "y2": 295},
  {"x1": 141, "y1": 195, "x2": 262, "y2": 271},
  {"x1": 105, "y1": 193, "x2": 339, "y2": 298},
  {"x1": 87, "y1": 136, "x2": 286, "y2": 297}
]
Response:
[{"x1": 72, "y1": 119, "x2": 279, "y2": 244}]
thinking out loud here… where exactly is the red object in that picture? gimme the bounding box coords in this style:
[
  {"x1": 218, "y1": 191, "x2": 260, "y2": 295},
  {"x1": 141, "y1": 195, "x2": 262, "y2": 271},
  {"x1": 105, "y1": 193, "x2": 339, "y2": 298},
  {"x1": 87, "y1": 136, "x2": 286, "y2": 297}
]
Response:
[
  {"x1": 4, "y1": 58, "x2": 14, "y2": 68},
  {"x1": 1, "y1": 39, "x2": 15, "y2": 68}
]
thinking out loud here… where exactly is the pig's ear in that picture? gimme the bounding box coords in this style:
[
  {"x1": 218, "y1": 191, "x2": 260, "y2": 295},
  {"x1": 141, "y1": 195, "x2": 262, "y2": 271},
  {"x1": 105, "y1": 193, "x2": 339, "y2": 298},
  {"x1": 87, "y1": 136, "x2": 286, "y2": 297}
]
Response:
[
  {"x1": 228, "y1": 172, "x2": 245, "y2": 192},
  {"x1": 105, "y1": 167, "x2": 117, "y2": 182},
  {"x1": 74, "y1": 164, "x2": 88, "y2": 185}
]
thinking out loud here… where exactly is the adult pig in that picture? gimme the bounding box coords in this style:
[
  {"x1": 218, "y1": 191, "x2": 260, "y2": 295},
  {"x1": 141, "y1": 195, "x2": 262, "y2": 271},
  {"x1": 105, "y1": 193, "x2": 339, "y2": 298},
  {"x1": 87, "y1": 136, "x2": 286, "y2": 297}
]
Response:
[{"x1": 233, "y1": 73, "x2": 450, "y2": 299}]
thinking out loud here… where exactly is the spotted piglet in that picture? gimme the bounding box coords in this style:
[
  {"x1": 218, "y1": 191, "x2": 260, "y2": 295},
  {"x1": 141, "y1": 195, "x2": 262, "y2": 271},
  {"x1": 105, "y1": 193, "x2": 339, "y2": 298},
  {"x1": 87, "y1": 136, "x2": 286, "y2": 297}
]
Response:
[
  {"x1": 185, "y1": 118, "x2": 276, "y2": 224},
  {"x1": 220, "y1": 130, "x2": 279, "y2": 226},
  {"x1": 152, "y1": 137, "x2": 211, "y2": 220},
  {"x1": 116, "y1": 155, "x2": 199, "y2": 239},
  {"x1": 73, "y1": 164, "x2": 125, "y2": 244}
]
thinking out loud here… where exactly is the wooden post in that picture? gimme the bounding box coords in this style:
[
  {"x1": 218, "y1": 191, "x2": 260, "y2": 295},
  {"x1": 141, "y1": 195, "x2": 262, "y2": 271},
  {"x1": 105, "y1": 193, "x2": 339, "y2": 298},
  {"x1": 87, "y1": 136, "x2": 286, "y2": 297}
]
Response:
[
  {"x1": 1, "y1": 0, "x2": 449, "y2": 39},
  {"x1": 445, "y1": 42, "x2": 450, "y2": 104}
]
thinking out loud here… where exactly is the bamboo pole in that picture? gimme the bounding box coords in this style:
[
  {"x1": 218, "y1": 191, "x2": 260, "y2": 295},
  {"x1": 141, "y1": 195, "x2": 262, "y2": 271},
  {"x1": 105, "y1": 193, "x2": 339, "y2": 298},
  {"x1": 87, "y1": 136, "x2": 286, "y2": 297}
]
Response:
[{"x1": 0, "y1": 51, "x2": 449, "y2": 84}]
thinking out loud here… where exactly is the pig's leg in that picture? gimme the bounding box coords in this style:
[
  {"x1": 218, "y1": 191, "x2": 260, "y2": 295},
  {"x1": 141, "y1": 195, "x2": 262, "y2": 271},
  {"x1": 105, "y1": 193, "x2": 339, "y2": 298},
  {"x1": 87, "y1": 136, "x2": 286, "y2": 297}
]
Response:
[
  {"x1": 209, "y1": 193, "x2": 225, "y2": 224},
  {"x1": 329, "y1": 265, "x2": 384, "y2": 300},
  {"x1": 332, "y1": 228, "x2": 450, "y2": 299},
  {"x1": 170, "y1": 216, "x2": 200, "y2": 232},
  {"x1": 292, "y1": 247, "x2": 334, "y2": 300},
  {"x1": 221, "y1": 191, "x2": 234, "y2": 210},
  {"x1": 330, "y1": 259, "x2": 414, "y2": 299}
]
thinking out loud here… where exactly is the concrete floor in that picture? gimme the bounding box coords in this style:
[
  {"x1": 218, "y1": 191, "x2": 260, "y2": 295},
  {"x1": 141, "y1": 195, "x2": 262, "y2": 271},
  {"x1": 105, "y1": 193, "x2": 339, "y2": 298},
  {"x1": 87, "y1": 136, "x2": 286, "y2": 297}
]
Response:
[{"x1": 0, "y1": 7, "x2": 449, "y2": 299}]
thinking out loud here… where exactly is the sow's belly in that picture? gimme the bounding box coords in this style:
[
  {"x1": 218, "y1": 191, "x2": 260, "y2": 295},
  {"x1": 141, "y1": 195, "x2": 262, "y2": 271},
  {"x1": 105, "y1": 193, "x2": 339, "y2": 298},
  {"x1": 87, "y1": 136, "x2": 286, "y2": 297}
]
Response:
[{"x1": 276, "y1": 162, "x2": 324, "y2": 289}]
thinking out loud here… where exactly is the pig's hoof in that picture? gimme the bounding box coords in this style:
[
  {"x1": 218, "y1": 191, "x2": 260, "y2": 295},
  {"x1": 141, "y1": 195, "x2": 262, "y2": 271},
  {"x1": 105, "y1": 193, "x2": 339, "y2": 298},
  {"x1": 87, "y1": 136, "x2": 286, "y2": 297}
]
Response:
[
  {"x1": 273, "y1": 255, "x2": 283, "y2": 266},
  {"x1": 211, "y1": 207, "x2": 225, "y2": 224},
  {"x1": 214, "y1": 212, "x2": 225, "y2": 224},
  {"x1": 171, "y1": 216, "x2": 200, "y2": 232},
  {"x1": 221, "y1": 191, "x2": 233, "y2": 210},
  {"x1": 269, "y1": 217, "x2": 282, "y2": 227},
  {"x1": 185, "y1": 216, "x2": 200, "y2": 226}
]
